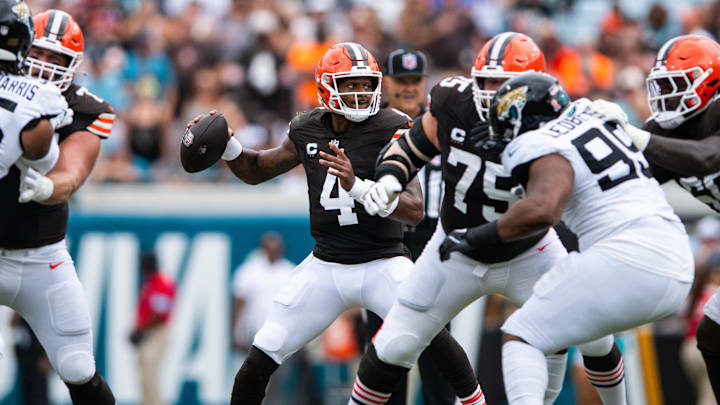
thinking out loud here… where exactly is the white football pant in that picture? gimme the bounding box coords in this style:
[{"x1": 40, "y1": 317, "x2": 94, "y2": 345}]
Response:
[
  {"x1": 253, "y1": 254, "x2": 412, "y2": 364},
  {"x1": 372, "y1": 222, "x2": 566, "y2": 369},
  {"x1": 502, "y1": 216, "x2": 693, "y2": 354},
  {"x1": 0, "y1": 240, "x2": 96, "y2": 384}
]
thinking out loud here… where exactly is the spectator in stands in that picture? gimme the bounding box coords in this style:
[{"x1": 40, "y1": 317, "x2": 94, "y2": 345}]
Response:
[
  {"x1": 125, "y1": 76, "x2": 172, "y2": 181},
  {"x1": 130, "y1": 253, "x2": 176, "y2": 405},
  {"x1": 231, "y1": 232, "x2": 295, "y2": 404}
]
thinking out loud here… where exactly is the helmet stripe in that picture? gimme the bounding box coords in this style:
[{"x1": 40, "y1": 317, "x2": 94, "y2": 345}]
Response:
[
  {"x1": 487, "y1": 32, "x2": 518, "y2": 67},
  {"x1": 56, "y1": 13, "x2": 69, "y2": 42},
  {"x1": 343, "y1": 42, "x2": 367, "y2": 68},
  {"x1": 342, "y1": 42, "x2": 359, "y2": 67},
  {"x1": 657, "y1": 36, "x2": 682, "y2": 67},
  {"x1": 354, "y1": 44, "x2": 368, "y2": 68},
  {"x1": 43, "y1": 10, "x2": 58, "y2": 40}
]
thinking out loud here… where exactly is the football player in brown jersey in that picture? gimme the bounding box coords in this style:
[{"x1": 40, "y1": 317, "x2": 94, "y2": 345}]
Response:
[{"x1": 186, "y1": 42, "x2": 486, "y2": 405}]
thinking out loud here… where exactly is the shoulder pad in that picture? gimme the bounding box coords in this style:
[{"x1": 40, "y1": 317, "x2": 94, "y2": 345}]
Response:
[
  {"x1": 289, "y1": 108, "x2": 321, "y2": 131},
  {"x1": 64, "y1": 85, "x2": 115, "y2": 137},
  {"x1": 65, "y1": 84, "x2": 114, "y2": 116},
  {"x1": 429, "y1": 76, "x2": 473, "y2": 116}
]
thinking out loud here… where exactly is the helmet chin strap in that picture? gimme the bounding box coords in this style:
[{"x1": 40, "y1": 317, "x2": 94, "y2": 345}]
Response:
[
  {"x1": 655, "y1": 112, "x2": 684, "y2": 129},
  {"x1": 343, "y1": 112, "x2": 370, "y2": 122}
]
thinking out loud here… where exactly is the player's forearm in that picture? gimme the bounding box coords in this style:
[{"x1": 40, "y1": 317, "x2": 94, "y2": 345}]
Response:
[
  {"x1": 644, "y1": 135, "x2": 720, "y2": 176},
  {"x1": 389, "y1": 191, "x2": 423, "y2": 225},
  {"x1": 226, "y1": 149, "x2": 296, "y2": 185},
  {"x1": 496, "y1": 198, "x2": 556, "y2": 242},
  {"x1": 42, "y1": 171, "x2": 83, "y2": 204}
]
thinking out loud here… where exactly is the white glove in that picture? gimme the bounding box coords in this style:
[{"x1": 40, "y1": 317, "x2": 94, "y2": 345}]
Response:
[
  {"x1": 18, "y1": 167, "x2": 54, "y2": 203},
  {"x1": 49, "y1": 108, "x2": 74, "y2": 131},
  {"x1": 590, "y1": 99, "x2": 628, "y2": 129},
  {"x1": 590, "y1": 99, "x2": 651, "y2": 151},
  {"x1": 362, "y1": 175, "x2": 402, "y2": 216}
]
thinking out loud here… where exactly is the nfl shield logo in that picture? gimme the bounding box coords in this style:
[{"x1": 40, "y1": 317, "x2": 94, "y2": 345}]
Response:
[
  {"x1": 183, "y1": 129, "x2": 194, "y2": 147},
  {"x1": 402, "y1": 54, "x2": 418, "y2": 70},
  {"x1": 330, "y1": 139, "x2": 340, "y2": 147},
  {"x1": 0, "y1": 26, "x2": 8, "y2": 36}
]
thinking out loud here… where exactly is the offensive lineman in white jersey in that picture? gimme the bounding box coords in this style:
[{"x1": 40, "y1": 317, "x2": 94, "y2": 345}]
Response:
[
  {"x1": 440, "y1": 71, "x2": 694, "y2": 404},
  {"x1": 0, "y1": 0, "x2": 70, "y2": 180}
]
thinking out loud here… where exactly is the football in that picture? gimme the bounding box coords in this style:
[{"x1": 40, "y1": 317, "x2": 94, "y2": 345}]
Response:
[{"x1": 180, "y1": 113, "x2": 229, "y2": 173}]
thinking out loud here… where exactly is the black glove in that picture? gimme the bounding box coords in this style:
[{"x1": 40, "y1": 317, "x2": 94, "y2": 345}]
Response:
[
  {"x1": 439, "y1": 229, "x2": 474, "y2": 261},
  {"x1": 469, "y1": 122, "x2": 506, "y2": 156},
  {"x1": 439, "y1": 221, "x2": 503, "y2": 262}
]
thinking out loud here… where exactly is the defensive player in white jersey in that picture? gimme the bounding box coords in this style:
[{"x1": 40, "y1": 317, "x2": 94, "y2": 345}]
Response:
[
  {"x1": 443, "y1": 72, "x2": 693, "y2": 404},
  {"x1": 0, "y1": 7, "x2": 117, "y2": 404},
  {"x1": 588, "y1": 35, "x2": 720, "y2": 402},
  {"x1": 0, "y1": 0, "x2": 70, "y2": 180},
  {"x1": 354, "y1": 33, "x2": 626, "y2": 405}
]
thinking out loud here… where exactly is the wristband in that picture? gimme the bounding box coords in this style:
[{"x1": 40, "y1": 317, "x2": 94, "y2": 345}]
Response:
[
  {"x1": 222, "y1": 136, "x2": 243, "y2": 161},
  {"x1": 465, "y1": 221, "x2": 503, "y2": 247},
  {"x1": 626, "y1": 125, "x2": 651, "y2": 152},
  {"x1": 348, "y1": 177, "x2": 372, "y2": 201}
]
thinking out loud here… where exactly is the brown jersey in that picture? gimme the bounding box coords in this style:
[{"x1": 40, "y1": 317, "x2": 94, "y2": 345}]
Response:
[
  {"x1": 643, "y1": 99, "x2": 720, "y2": 212},
  {"x1": 429, "y1": 76, "x2": 545, "y2": 262},
  {"x1": 0, "y1": 84, "x2": 113, "y2": 248},
  {"x1": 288, "y1": 108, "x2": 411, "y2": 264}
]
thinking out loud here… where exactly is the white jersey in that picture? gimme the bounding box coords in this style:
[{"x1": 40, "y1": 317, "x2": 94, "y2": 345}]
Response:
[
  {"x1": 0, "y1": 73, "x2": 67, "y2": 178},
  {"x1": 502, "y1": 98, "x2": 681, "y2": 251}
]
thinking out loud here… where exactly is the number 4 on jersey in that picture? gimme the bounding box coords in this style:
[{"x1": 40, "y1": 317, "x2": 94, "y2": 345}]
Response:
[{"x1": 320, "y1": 172, "x2": 358, "y2": 226}]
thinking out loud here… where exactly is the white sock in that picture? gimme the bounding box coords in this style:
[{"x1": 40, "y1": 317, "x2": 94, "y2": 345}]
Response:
[
  {"x1": 459, "y1": 385, "x2": 487, "y2": 405},
  {"x1": 502, "y1": 340, "x2": 547, "y2": 405},
  {"x1": 544, "y1": 352, "x2": 568, "y2": 405},
  {"x1": 579, "y1": 336, "x2": 627, "y2": 405}
]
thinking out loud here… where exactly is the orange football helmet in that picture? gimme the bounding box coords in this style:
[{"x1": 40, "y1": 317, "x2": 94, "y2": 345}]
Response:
[
  {"x1": 315, "y1": 42, "x2": 382, "y2": 122},
  {"x1": 647, "y1": 35, "x2": 720, "y2": 129},
  {"x1": 25, "y1": 9, "x2": 83, "y2": 91},
  {"x1": 471, "y1": 32, "x2": 546, "y2": 120}
]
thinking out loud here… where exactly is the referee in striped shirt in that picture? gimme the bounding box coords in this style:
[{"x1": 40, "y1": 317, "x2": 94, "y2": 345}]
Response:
[{"x1": 363, "y1": 49, "x2": 453, "y2": 405}]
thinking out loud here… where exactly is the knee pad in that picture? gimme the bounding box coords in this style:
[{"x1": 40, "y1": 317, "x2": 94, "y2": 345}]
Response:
[
  {"x1": 253, "y1": 322, "x2": 289, "y2": 364},
  {"x1": 373, "y1": 327, "x2": 423, "y2": 369},
  {"x1": 56, "y1": 344, "x2": 96, "y2": 384},
  {"x1": 697, "y1": 315, "x2": 720, "y2": 354},
  {"x1": 577, "y1": 335, "x2": 614, "y2": 357}
]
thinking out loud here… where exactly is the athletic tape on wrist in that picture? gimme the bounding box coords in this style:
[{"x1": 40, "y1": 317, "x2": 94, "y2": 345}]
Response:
[
  {"x1": 222, "y1": 136, "x2": 243, "y2": 161},
  {"x1": 348, "y1": 177, "x2": 372, "y2": 201}
]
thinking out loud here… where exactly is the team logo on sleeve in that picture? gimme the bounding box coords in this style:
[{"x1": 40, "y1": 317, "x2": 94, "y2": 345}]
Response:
[{"x1": 183, "y1": 129, "x2": 194, "y2": 147}]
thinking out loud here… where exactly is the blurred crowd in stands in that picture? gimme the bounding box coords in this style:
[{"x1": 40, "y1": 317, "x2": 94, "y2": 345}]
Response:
[{"x1": 25, "y1": 0, "x2": 718, "y2": 182}]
